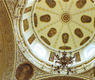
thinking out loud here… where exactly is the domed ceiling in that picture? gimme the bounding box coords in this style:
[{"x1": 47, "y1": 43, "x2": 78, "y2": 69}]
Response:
[
  {"x1": 32, "y1": 0, "x2": 95, "y2": 52},
  {"x1": 1, "y1": 0, "x2": 95, "y2": 80},
  {"x1": 13, "y1": 0, "x2": 95, "y2": 75}
]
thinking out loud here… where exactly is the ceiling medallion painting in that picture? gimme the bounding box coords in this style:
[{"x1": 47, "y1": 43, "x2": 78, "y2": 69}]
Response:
[{"x1": 14, "y1": 0, "x2": 95, "y2": 75}]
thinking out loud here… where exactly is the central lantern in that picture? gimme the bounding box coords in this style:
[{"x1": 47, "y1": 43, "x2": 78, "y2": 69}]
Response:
[{"x1": 32, "y1": 0, "x2": 95, "y2": 52}]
